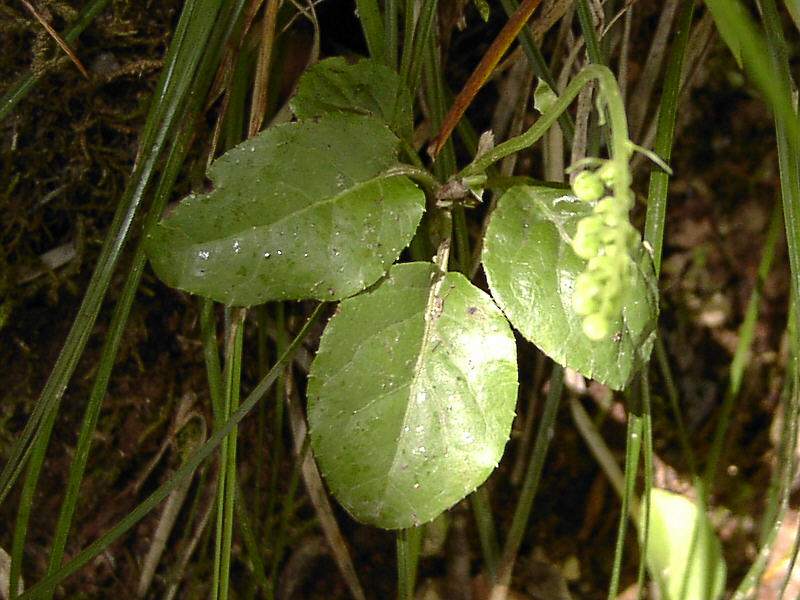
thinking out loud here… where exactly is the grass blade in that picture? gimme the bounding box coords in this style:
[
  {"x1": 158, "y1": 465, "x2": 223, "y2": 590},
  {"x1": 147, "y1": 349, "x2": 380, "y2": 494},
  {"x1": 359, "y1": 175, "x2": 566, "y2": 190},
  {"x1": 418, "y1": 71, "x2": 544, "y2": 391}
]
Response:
[
  {"x1": 20, "y1": 3, "x2": 249, "y2": 596},
  {"x1": 0, "y1": 0, "x2": 230, "y2": 505},
  {"x1": 355, "y1": 0, "x2": 386, "y2": 64},
  {"x1": 16, "y1": 303, "x2": 325, "y2": 598},
  {"x1": 644, "y1": 0, "x2": 696, "y2": 275},
  {"x1": 214, "y1": 308, "x2": 246, "y2": 600},
  {"x1": 573, "y1": 0, "x2": 604, "y2": 65},
  {"x1": 488, "y1": 366, "x2": 563, "y2": 600}
]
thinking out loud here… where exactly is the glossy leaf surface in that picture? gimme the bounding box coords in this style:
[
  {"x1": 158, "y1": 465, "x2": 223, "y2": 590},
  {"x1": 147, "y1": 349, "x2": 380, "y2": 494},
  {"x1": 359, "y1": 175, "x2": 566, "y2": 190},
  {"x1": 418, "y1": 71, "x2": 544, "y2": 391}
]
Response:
[
  {"x1": 308, "y1": 262, "x2": 518, "y2": 529},
  {"x1": 145, "y1": 112, "x2": 424, "y2": 305},
  {"x1": 482, "y1": 185, "x2": 658, "y2": 390},
  {"x1": 643, "y1": 489, "x2": 726, "y2": 600},
  {"x1": 290, "y1": 57, "x2": 414, "y2": 142}
]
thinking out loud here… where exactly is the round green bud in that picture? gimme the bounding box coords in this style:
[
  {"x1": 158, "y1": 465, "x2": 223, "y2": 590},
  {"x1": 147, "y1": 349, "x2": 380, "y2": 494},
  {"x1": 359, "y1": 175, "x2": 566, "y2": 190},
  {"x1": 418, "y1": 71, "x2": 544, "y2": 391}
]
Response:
[
  {"x1": 582, "y1": 313, "x2": 610, "y2": 340},
  {"x1": 572, "y1": 217, "x2": 603, "y2": 259},
  {"x1": 617, "y1": 189, "x2": 635, "y2": 211},
  {"x1": 602, "y1": 241, "x2": 626, "y2": 258},
  {"x1": 593, "y1": 197, "x2": 616, "y2": 215},
  {"x1": 598, "y1": 160, "x2": 631, "y2": 189},
  {"x1": 573, "y1": 216, "x2": 604, "y2": 259},
  {"x1": 587, "y1": 254, "x2": 617, "y2": 278},
  {"x1": 572, "y1": 170, "x2": 605, "y2": 202},
  {"x1": 601, "y1": 212, "x2": 624, "y2": 229},
  {"x1": 572, "y1": 272, "x2": 602, "y2": 315}
]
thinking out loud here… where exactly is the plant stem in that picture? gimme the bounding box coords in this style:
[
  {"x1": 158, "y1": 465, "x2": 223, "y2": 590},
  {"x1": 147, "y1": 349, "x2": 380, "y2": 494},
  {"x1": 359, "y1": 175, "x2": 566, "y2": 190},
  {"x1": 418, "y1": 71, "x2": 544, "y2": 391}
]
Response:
[
  {"x1": 458, "y1": 65, "x2": 630, "y2": 181},
  {"x1": 470, "y1": 486, "x2": 500, "y2": 580},
  {"x1": 384, "y1": 0, "x2": 398, "y2": 69},
  {"x1": 216, "y1": 308, "x2": 246, "y2": 600},
  {"x1": 396, "y1": 527, "x2": 422, "y2": 600},
  {"x1": 607, "y1": 395, "x2": 643, "y2": 600},
  {"x1": 569, "y1": 395, "x2": 626, "y2": 502}
]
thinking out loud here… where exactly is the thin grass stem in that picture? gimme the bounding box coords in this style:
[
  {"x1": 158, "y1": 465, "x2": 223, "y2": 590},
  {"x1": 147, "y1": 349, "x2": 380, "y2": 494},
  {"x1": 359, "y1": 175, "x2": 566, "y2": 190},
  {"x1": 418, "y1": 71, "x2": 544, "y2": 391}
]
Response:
[
  {"x1": 7, "y1": 3, "x2": 238, "y2": 595},
  {"x1": 217, "y1": 308, "x2": 246, "y2": 600},
  {"x1": 355, "y1": 0, "x2": 386, "y2": 64},
  {"x1": 396, "y1": 527, "x2": 422, "y2": 600},
  {"x1": 488, "y1": 365, "x2": 563, "y2": 600},
  {"x1": 573, "y1": 0, "x2": 604, "y2": 65},
  {"x1": 232, "y1": 481, "x2": 269, "y2": 593},
  {"x1": 496, "y1": 0, "x2": 575, "y2": 141},
  {"x1": 264, "y1": 302, "x2": 287, "y2": 566},
  {"x1": 702, "y1": 200, "x2": 784, "y2": 496},
  {"x1": 645, "y1": 0, "x2": 695, "y2": 275},
  {"x1": 42, "y1": 93, "x2": 209, "y2": 600},
  {"x1": 654, "y1": 336, "x2": 697, "y2": 474},
  {"x1": 470, "y1": 485, "x2": 500, "y2": 580},
  {"x1": 384, "y1": 0, "x2": 398, "y2": 70},
  {"x1": 636, "y1": 373, "x2": 654, "y2": 600},
  {"x1": 607, "y1": 385, "x2": 643, "y2": 600},
  {"x1": 16, "y1": 303, "x2": 326, "y2": 599},
  {"x1": 569, "y1": 395, "x2": 625, "y2": 501}
]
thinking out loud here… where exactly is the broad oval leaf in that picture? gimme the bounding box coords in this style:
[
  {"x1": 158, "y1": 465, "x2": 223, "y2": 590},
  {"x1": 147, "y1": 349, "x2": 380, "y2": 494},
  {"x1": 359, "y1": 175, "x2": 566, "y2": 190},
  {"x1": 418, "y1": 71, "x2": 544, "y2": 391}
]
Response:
[
  {"x1": 643, "y1": 489, "x2": 726, "y2": 600},
  {"x1": 482, "y1": 185, "x2": 658, "y2": 390},
  {"x1": 290, "y1": 57, "x2": 414, "y2": 142},
  {"x1": 308, "y1": 262, "x2": 518, "y2": 529},
  {"x1": 144, "y1": 112, "x2": 424, "y2": 306}
]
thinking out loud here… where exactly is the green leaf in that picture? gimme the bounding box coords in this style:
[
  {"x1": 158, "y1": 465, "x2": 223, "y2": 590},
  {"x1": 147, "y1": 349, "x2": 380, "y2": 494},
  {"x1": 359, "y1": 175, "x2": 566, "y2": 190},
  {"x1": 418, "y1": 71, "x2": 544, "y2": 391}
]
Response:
[
  {"x1": 482, "y1": 185, "x2": 658, "y2": 390},
  {"x1": 144, "y1": 112, "x2": 424, "y2": 306},
  {"x1": 643, "y1": 489, "x2": 727, "y2": 600},
  {"x1": 533, "y1": 78, "x2": 558, "y2": 114},
  {"x1": 704, "y1": 0, "x2": 744, "y2": 68},
  {"x1": 290, "y1": 57, "x2": 414, "y2": 142},
  {"x1": 308, "y1": 262, "x2": 518, "y2": 529}
]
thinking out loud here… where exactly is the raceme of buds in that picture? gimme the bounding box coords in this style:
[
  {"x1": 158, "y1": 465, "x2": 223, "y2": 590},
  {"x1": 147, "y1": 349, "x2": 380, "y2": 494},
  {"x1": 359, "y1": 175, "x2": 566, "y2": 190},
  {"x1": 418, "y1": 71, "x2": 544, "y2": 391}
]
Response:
[{"x1": 570, "y1": 159, "x2": 638, "y2": 341}]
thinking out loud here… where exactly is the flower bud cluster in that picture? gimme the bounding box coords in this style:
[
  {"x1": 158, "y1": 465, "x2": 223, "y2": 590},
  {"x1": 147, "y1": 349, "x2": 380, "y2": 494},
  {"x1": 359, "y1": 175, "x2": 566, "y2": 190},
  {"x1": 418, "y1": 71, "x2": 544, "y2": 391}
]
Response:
[{"x1": 570, "y1": 160, "x2": 638, "y2": 340}]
